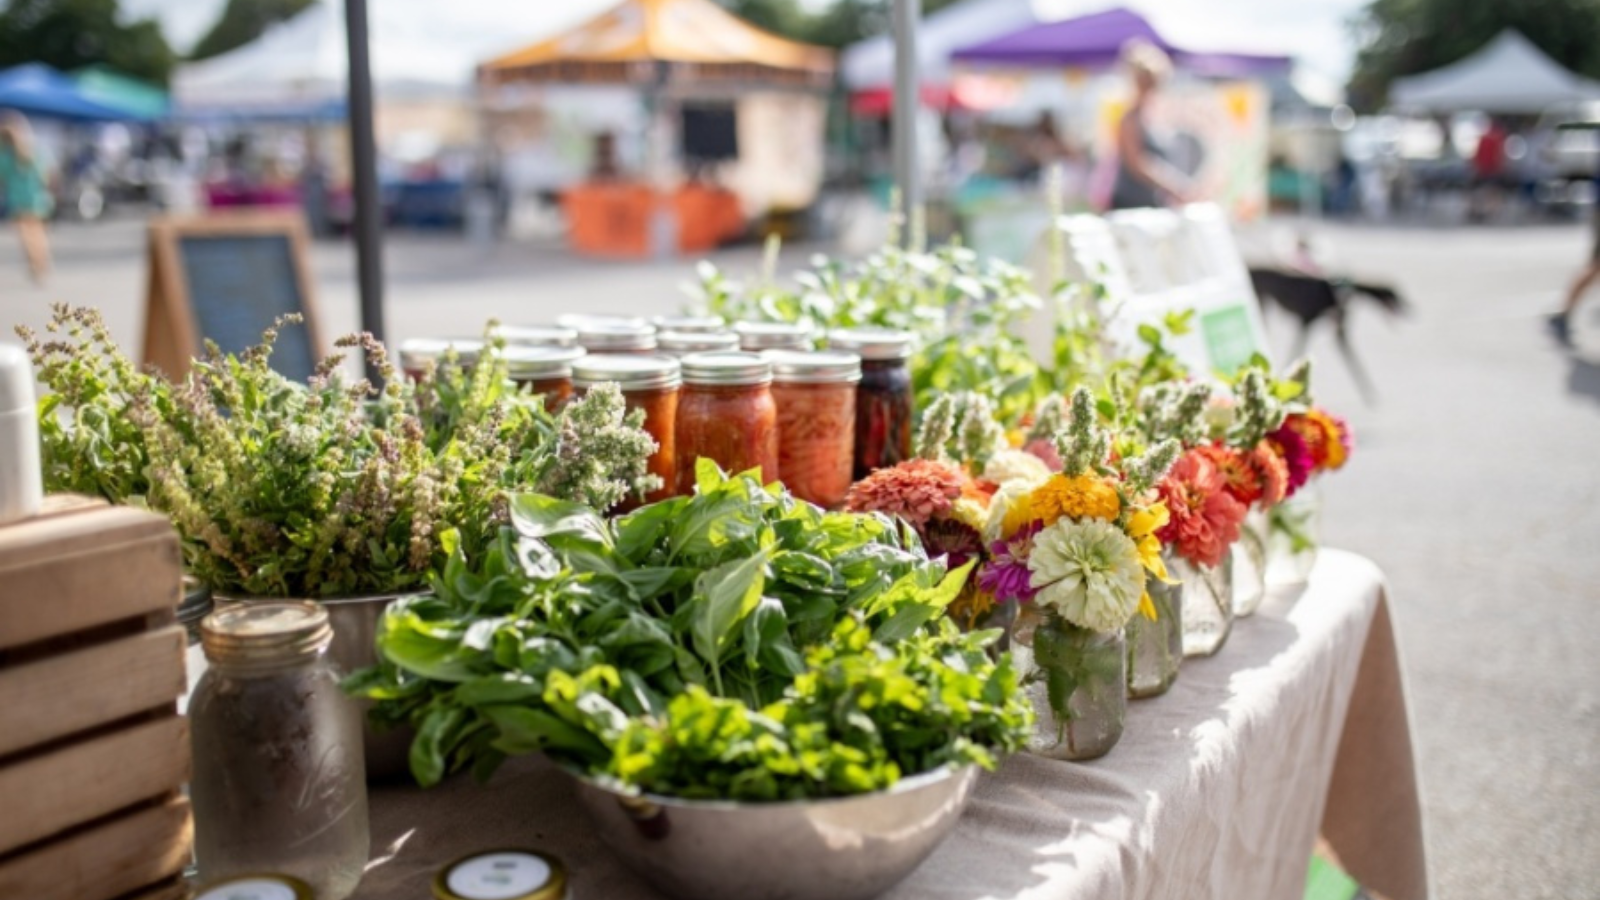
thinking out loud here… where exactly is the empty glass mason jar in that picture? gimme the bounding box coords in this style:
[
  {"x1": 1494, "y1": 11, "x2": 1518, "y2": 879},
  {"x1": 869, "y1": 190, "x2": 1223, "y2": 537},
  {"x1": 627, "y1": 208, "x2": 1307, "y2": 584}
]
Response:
[
  {"x1": 1174, "y1": 554, "x2": 1234, "y2": 657},
  {"x1": 1232, "y1": 509, "x2": 1270, "y2": 617},
  {"x1": 189, "y1": 602, "x2": 369, "y2": 900},
  {"x1": 1012, "y1": 607, "x2": 1127, "y2": 761},
  {"x1": 1126, "y1": 565, "x2": 1183, "y2": 699},
  {"x1": 1266, "y1": 481, "x2": 1323, "y2": 588}
]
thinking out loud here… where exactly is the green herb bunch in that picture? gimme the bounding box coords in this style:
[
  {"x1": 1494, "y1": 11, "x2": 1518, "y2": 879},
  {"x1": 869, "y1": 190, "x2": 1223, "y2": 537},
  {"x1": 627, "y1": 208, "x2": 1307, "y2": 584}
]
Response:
[
  {"x1": 16, "y1": 305, "x2": 657, "y2": 598},
  {"x1": 358, "y1": 461, "x2": 1031, "y2": 799}
]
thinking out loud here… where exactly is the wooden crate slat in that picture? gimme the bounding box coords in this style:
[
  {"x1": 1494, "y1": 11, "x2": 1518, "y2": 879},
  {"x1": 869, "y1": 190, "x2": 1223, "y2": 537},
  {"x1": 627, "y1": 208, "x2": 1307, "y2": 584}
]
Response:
[
  {"x1": 0, "y1": 716, "x2": 191, "y2": 854},
  {"x1": 0, "y1": 626, "x2": 187, "y2": 757},
  {"x1": 0, "y1": 795, "x2": 191, "y2": 900},
  {"x1": 0, "y1": 506, "x2": 180, "y2": 650}
]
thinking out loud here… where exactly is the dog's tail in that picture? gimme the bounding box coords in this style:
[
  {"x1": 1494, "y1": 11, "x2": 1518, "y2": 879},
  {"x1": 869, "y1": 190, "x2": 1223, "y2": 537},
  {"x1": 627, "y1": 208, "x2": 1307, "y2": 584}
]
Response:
[{"x1": 1348, "y1": 281, "x2": 1407, "y2": 315}]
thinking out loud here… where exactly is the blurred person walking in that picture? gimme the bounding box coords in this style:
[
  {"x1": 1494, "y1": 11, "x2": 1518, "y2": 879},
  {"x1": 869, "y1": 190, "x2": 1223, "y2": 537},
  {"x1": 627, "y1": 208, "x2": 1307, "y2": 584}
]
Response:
[
  {"x1": 1108, "y1": 40, "x2": 1194, "y2": 211},
  {"x1": 1548, "y1": 203, "x2": 1600, "y2": 347},
  {"x1": 0, "y1": 113, "x2": 53, "y2": 284}
]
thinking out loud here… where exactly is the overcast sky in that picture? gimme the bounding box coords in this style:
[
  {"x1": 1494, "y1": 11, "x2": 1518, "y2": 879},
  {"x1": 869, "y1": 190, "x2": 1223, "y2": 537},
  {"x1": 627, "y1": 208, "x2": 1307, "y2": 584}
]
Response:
[{"x1": 124, "y1": 0, "x2": 1367, "y2": 82}]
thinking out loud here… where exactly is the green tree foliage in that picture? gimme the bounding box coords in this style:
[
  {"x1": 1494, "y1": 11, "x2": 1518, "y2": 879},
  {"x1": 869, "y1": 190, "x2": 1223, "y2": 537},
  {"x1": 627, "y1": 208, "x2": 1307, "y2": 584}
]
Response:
[
  {"x1": 720, "y1": 0, "x2": 964, "y2": 49},
  {"x1": 190, "y1": 0, "x2": 316, "y2": 61},
  {"x1": 1347, "y1": 0, "x2": 1600, "y2": 111},
  {"x1": 0, "y1": 0, "x2": 174, "y2": 85}
]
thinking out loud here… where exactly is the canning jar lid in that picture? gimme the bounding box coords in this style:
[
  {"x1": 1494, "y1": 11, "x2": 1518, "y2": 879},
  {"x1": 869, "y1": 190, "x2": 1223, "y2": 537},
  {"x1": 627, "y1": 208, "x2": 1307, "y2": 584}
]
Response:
[
  {"x1": 681, "y1": 351, "x2": 773, "y2": 386},
  {"x1": 495, "y1": 324, "x2": 579, "y2": 348},
  {"x1": 575, "y1": 321, "x2": 658, "y2": 352},
  {"x1": 503, "y1": 345, "x2": 586, "y2": 379},
  {"x1": 201, "y1": 601, "x2": 332, "y2": 668},
  {"x1": 762, "y1": 349, "x2": 862, "y2": 385},
  {"x1": 194, "y1": 874, "x2": 314, "y2": 900},
  {"x1": 557, "y1": 313, "x2": 648, "y2": 330},
  {"x1": 434, "y1": 850, "x2": 568, "y2": 900},
  {"x1": 399, "y1": 337, "x2": 484, "y2": 368},
  {"x1": 572, "y1": 353, "x2": 681, "y2": 391},
  {"x1": 651, "y1": 314, "x2": 726, "y2": 333},
  {"x1": 732, "y1": 320, "x2": 815, "y2": 350},
  {"x1": 658, "y1": 330, "x2": 740, "y2": 354},
  {"x1": 826, "y1": 327, "x2": 914, "y2": 360}
]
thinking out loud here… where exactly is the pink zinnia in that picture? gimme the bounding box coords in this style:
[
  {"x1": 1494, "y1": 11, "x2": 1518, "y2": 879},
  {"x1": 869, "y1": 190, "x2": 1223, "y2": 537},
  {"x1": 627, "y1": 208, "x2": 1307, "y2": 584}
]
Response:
[
  {"x1": 844, "y1": 459, "x2": 966, "y2": 527},
  {"x1": 1023, "y1": 438, "x2": 1063, "y2": 472},
  {"x1": 977, "y1": 520, "x2": 1042, "y2": 603},
  {"x1": 1156, "y1": 451, "x2": 1247, "y2": 568},
  {"x1": 1266, "y1": 423, "x2": 1314, "y2": 498},
  {"x1": 1247, "y1": 442, "x2": 1290, "y2": 508}
]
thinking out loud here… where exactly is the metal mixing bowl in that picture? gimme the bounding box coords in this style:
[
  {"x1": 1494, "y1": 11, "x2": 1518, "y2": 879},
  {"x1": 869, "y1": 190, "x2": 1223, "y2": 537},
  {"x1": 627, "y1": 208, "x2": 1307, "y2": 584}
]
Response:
[{"x1": 570, "y1": 765, "x2": 979, "y2": 900}]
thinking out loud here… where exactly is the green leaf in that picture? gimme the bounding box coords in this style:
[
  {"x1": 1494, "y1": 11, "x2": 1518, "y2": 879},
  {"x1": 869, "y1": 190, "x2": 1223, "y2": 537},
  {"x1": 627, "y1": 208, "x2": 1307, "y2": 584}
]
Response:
[
  {"x1": 510, "y1": 493, "x2": 613, "y2": 550},
  {"x1": 690, "y1": 549, "x2": 773, "y2": 676},
  {"x1": 1137, "y1": 323, "x2": 1163, "y2": 346}
]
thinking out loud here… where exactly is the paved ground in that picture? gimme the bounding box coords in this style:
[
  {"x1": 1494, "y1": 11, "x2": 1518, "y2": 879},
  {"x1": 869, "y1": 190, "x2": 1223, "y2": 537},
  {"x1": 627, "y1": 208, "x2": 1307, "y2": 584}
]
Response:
[{"x1": 3, "y1": 215, "x2": 1597, "y2": 900}]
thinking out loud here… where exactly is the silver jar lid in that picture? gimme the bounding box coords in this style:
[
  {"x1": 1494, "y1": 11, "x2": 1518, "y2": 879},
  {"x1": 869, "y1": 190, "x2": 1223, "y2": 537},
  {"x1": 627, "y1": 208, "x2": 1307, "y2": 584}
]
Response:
[
  {"x1": 658, "y1": 330, "x2": 740, "y2": 356},
  {"x1": 575, "y1": 321, "x2": 658, "y2": 353},
  {"x1": 681, "y1": 351, "x2": 773, "y2": 386},
  {"x1": 572, "y1": 353, "x2": 681, "y2": 392},
  {"x1": 733, "y1": 320, "x2": 814, "y2": 351},
  {"x1": 434, "y1": 849, "x2": 568, "y2": 900},
  {"x1": 200, "y1": 601, "x2": 332, "y2": 668},
  {"x1": 762, "y1": 349, "x2": 863, "y2": 385},
  {"x1": 495, "y1": 324, "x2": 579, "y2": 348},
  {"x1": 503, "y1": 345, "x2": 586, "y2": 380},
  {"x1": 651, "y1": 314, "x2": 726, "y2": 334},
  {"x1": 826, "y1": 327, "x2": 914, "y2": 360},
  {"x1": 557, "y1": 313, "x2": 648, "y2": 330},
  {"x1": 195, "y1": 874, "x2": 314, "y2": 900},
  {"x1": 399, "y1": 337, "x2": 484, "y2": 370}
]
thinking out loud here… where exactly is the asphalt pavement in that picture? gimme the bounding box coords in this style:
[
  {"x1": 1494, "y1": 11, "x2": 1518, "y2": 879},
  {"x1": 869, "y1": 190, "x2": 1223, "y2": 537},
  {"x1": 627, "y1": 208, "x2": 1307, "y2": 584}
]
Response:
[{"x1": 2, "y1": 214, "x2": 1596, "y2": 900}]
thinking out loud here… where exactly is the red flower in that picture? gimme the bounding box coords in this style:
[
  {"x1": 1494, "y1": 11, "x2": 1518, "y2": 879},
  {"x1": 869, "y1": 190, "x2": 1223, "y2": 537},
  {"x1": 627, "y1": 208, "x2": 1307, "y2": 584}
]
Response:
[
  {"x1": 1247, "y1": 442, "x2": 1290, "y2": 507},
  {"x1": 1265, "y1": 423, "x2": 1314, "y2": 498},
  {"x1": 1156, "y1": 450, "x2": 1247, "y2": 568},
  {"x1": 1194, "y1": 443, "x2": 1264, "y2": 507}
]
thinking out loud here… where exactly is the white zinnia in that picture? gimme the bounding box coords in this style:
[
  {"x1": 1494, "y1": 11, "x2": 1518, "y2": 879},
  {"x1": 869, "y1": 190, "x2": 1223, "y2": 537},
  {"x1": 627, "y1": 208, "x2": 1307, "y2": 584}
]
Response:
[
  {"x1": 1027, "y1": 518, "x2": 1145, "y2": 633},
  {"x1": 982, "y1": 474, "x2": 1048, "y2": 544},
  {"x1": 983, "y1": 449, "x2": 1052, "y2": 487}
]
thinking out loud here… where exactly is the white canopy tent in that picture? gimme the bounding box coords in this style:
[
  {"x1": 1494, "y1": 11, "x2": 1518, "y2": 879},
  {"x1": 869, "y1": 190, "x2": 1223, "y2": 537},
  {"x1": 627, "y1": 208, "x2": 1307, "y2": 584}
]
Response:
[
  {"x1": 173, "y1": 2, "x2": 613, "y2": 118},
  {"x1": 1389, "y1": 30, "x2": 1600, "y2": 115}
]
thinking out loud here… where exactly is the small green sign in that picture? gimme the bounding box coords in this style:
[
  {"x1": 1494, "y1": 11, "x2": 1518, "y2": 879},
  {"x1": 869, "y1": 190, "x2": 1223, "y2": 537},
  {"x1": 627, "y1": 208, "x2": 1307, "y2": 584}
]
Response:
[{"x1": 1199, "y1": 303, "x2": 1261, "y2": 375}]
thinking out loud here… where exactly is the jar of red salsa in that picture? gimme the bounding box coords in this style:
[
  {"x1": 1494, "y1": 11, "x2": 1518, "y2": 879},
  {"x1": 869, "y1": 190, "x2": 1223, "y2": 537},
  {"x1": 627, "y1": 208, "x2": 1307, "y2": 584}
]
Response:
[
  {"x1": 504, "y1": 345, "x2": 585, "y2": 411},
  {"x1": 675, "y1": 352, "x2": 779, "y2": 494},
  {"x1": 575, "y1": 321, "x2": 658, "y2": 355},
  {"x1": 573, "y1": 354, "x2": 681, "y2": 505},
  {"x1": 764, "y1": 350, "x2": 860, "y2": 509},
  {"x1": 825, "y1": 328, "x2": 914, "y2": 479},
  {"x1": 658, "y1": 330, "x2": 739, "y2": 357},
  {"x1": 733, "y1": 321, "x2": 815, "y2": 352},
  {"x1": 398, "y1": 338, "x2": 483, "y2": 381},
  {"x1": 652, "y1": 314, "x2": 726, "y2": 334},
  {"x1": 495, "y1": 324, "x2": 579, "y2": 348}
]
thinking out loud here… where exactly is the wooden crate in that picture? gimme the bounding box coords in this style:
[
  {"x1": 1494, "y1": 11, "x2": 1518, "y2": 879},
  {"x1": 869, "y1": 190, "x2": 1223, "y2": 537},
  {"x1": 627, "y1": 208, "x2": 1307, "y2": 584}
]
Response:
[{"x1": 0, "y1": 497, "x2": 192, "y2": 900}]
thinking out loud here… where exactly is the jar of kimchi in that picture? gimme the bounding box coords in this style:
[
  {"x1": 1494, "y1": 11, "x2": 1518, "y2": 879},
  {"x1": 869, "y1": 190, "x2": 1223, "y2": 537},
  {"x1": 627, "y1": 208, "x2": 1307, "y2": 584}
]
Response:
[
  {"x1": 764, "y1": 350, "x2": 861, "y2": 509},
  {"x1": 573, "y1": 354, "x2": 681, "y2": 505},
  {"x1": 825, "y1": 328, "x2": 914, "y2": 479},
  {"x1": 675, "y1": 352, "x2": 778, "y2": 494}
]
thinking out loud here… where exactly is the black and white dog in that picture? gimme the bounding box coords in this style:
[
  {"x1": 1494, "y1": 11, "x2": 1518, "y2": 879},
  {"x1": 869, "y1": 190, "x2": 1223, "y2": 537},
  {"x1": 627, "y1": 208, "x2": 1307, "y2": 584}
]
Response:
[{"x1": 1248, "y1": 267, "x2": 1406, "y2": 404}]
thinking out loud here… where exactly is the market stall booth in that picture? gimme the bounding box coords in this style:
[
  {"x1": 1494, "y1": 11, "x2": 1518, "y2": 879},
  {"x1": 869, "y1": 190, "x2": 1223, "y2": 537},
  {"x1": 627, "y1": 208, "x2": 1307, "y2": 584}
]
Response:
[{"x1": 478, "y1": 0, "x2": 833, "y2": 257}]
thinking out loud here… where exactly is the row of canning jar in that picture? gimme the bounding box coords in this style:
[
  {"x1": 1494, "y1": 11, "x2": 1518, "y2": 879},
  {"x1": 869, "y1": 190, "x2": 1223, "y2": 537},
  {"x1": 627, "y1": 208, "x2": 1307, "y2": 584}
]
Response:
[{"x1": 399, "y1": 321, "x2": 917, "y2": 510}]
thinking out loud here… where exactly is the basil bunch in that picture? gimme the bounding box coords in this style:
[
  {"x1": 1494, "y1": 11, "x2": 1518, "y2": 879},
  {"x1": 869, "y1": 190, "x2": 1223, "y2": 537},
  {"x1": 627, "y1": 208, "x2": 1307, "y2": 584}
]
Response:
[{"x1": 358, "y1": 462, "x2": 1032, "y2": 800}]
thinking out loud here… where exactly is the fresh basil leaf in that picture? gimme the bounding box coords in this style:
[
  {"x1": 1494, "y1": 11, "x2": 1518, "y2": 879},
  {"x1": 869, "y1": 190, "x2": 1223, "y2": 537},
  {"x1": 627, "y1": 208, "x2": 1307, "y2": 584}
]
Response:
[{"x1": 510, "y1": 493, "x2": 613, "y2": 549}]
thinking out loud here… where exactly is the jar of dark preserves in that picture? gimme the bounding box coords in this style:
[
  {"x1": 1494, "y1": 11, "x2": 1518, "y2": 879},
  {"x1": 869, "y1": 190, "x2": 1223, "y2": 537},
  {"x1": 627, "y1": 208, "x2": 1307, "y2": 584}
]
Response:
[
  {"x1": 573, "y1": 354, "x2": 681, "y2": 505},
  {"x1": 825, "y1": 328, "x2": 914, "y2": 479},
  {"x1": 675, "y1": 352, "x2": 779, "y2": 494}
]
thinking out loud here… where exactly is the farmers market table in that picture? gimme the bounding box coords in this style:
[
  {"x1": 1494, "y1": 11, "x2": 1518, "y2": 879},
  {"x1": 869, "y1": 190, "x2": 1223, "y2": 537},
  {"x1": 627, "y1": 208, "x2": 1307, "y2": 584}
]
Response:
[{"x1": 355, "y1": 549, "x2": 1428, "y2": 900}]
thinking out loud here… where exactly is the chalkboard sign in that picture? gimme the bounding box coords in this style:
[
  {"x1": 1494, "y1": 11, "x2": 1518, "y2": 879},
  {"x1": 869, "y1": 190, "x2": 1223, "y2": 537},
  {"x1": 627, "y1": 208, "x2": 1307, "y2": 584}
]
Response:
[{"x1": 142, "y1": 213, "x2": 323, "y2": 383}]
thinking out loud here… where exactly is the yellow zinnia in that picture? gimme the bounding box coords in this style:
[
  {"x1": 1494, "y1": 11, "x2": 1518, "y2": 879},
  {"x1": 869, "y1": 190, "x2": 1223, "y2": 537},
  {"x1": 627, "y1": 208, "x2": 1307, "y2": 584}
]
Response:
[
  {"x1": 1126, "y1": 501, "x2": 1177, "y2": 585},
  {"x1": 1028, "y1": 474, "x2": 1121, "y2": 526}
]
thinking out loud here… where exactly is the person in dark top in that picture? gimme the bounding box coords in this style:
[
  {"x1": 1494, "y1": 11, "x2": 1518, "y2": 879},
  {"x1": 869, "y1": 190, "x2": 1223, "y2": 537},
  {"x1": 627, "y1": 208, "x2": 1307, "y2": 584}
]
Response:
[{"x1": 1110, "y1": 39, "x2": 1195, "y2": 210}]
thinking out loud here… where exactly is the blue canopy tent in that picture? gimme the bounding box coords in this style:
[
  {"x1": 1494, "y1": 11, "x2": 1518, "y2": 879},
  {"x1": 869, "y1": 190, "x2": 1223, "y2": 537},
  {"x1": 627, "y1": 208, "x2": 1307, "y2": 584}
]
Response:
[{"x1": 0, "y1": 63, "x2": 151, "y2": 121}]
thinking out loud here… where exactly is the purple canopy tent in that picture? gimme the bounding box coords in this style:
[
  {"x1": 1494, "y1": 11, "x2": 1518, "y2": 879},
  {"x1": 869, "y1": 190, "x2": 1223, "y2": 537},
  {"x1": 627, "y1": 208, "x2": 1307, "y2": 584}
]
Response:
[{"x1": 951, "y1": 7, "x2": 1287, "y2": 78}]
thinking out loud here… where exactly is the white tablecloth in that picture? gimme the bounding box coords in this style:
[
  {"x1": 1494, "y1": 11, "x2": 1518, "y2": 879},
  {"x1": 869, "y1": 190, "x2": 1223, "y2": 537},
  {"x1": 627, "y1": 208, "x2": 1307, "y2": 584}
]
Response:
[{"x1": 357, "y1": 549, "x2": 1428, "y2": 900}]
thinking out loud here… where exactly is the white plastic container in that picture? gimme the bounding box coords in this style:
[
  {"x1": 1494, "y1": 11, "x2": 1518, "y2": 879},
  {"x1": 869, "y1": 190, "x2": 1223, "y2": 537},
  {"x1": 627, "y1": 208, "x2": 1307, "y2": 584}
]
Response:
[{"x1": 0, "y1": 342, "x2": 43, "y2": 524}]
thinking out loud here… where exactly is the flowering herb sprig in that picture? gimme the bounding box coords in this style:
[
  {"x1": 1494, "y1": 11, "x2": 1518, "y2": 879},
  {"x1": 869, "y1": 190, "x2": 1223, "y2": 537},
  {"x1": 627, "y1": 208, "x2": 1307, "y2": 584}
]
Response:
[{"x1": 17, "y1": 305, "x2": 657, "y2": 598}]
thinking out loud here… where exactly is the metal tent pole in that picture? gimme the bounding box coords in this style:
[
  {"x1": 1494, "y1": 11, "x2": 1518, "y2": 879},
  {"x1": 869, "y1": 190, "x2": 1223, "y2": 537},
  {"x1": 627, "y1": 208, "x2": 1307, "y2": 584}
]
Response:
[
  {"x1": 344, "y1": 0, "x2": 386, "y2": 382},
  {"x1": 891, "y1": 0, "x2": 920, "y2": 246}
]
